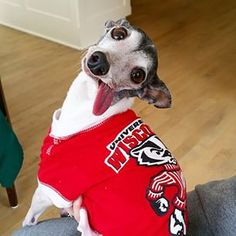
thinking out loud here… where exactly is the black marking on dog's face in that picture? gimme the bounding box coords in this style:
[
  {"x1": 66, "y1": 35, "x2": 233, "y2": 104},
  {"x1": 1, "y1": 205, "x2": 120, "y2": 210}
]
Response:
[{"x1": 82, "y1": 19, "x2": 171, "y2": 112}]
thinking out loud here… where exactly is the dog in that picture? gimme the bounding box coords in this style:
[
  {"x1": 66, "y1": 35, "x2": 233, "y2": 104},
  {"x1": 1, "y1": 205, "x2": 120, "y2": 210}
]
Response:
[{"x1": 23, "y1": 19, "x2": 187, "y2": 236}]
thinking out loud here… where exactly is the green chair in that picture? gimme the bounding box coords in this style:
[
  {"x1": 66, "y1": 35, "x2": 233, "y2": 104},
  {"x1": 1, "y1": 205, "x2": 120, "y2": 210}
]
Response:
[{"x1": 0, "y1": 79, "x2": 23, "y2": 207}]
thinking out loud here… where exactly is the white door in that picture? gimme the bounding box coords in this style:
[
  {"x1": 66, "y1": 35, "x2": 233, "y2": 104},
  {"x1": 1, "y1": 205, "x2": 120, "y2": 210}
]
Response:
[{"x1": 0, "y1": 0, "x2": 131, "y2": 49}]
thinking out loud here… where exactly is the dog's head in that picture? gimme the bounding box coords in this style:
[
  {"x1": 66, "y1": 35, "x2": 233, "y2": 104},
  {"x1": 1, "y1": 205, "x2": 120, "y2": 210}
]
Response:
[{"x1": 82, "y1": 19, "x2": 171, "y2": 116}]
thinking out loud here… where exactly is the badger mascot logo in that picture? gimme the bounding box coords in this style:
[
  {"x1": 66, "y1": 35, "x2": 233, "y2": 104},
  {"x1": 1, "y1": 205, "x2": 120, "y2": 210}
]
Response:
[{"x1": 130, "y1": 135, "x2": 187, "y2": 236}]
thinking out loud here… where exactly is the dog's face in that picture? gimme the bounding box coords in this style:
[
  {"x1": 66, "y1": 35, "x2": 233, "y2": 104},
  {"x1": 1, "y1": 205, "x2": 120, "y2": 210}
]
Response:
[{"x1": 82, "y1": 19, "x2": 171, "y2": 116}]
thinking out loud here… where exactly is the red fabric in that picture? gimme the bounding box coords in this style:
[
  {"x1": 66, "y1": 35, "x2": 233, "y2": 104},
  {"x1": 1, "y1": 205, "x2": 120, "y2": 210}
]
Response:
[{"x1": 38, "y1": 110, "x2": 187, "y2": 236}]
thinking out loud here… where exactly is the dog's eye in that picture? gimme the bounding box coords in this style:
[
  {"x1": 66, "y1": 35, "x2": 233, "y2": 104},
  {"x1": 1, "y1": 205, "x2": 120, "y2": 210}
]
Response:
[
  {"x1": 130, "y1": 68, "x2": 146, "y2": 84},
  {"x1": 111, "y1": 27, "x2": 128, "y2": 40}
]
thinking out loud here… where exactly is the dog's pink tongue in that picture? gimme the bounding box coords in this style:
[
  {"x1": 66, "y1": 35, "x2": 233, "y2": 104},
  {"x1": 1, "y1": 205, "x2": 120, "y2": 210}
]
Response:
[{"x1": 93, "y1": 81, "x2": 114, "y2": 116}]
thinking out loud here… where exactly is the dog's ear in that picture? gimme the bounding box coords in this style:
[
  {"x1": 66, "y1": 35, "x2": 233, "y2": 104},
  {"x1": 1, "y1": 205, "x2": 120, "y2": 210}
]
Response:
[
  {"x1": 105, "y1": 20, "x2": 116, "y2": 31},
  {"x1": 138, "y1": 74, "x2": 172, "y2": 108},
  {"x1": 105, "y1": 19, "x2": 131, "y2": 31},
  {"x1": 116, "y1": 19, "x2": 130, "y2": 28}
]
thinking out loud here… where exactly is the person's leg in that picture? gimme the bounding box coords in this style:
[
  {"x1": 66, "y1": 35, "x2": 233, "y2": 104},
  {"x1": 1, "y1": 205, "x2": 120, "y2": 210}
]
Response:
[
  {"x1": 187, "y1": 189, "x2": 213, "y2": 236},
  {"x1": 13, "y1": 176, "x2": 236, "y2": 236},
  {"x1": 12, "y1": 217, "x2": 80, "y2": 236},
  {"x1": 187, "y1": 176, "x2": 236, "y2": 236}
]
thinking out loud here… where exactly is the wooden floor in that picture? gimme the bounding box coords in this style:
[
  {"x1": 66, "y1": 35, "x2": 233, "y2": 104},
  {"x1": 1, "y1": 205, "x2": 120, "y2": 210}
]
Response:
[{"x1": 0, "y1": 0, "x2": 236, "y2": 235}]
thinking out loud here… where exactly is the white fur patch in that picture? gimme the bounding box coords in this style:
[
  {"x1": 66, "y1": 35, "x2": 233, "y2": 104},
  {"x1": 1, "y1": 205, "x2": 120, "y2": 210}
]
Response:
[{"x1": 50, "y1": 72, "x2": 134, "y2": 138}]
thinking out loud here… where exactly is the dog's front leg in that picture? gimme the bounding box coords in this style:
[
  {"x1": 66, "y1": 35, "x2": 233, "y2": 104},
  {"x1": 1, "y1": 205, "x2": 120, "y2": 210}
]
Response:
[{"x1": 23, "y1": 186, "x2": 52, "y2": 227}]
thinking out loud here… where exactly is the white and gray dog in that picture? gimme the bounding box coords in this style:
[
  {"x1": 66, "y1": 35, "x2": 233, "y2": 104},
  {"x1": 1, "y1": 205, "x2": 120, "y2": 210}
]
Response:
[{"x1": 23, "y1": 19, "x2": 187, "y2": 236}]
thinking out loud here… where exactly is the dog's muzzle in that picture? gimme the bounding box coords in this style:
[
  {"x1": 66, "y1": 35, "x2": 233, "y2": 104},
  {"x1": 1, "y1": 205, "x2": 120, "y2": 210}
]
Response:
[{"x1": 87, "y1": 51, "x2": 110, "y2": 76}]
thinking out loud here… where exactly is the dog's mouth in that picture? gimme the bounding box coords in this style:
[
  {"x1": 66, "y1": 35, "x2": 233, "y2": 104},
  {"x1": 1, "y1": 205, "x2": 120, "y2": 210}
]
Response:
[
  {"x1": 93, "y1": 79, "x2": 114, "y2": 116},
  {"x1": 83, "y1": 58, "x2": 114, "y2": 116}
]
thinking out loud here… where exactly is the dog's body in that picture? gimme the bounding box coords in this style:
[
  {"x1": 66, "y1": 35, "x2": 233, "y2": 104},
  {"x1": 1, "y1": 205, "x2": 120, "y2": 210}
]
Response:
[{"x1": 23, "y1": 19, "x2": 187, "y2": 236}]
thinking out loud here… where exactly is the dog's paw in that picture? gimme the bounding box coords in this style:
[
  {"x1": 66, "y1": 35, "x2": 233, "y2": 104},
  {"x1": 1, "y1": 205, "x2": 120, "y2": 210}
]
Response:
[{"x1": 22, "y1": 215, "x2": 38, "y2": 227}]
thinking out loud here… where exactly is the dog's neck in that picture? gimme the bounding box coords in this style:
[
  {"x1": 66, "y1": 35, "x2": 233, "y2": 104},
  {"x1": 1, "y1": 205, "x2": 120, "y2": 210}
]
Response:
[{"x1": 50, "y1": 71, "x2": 133, "y2": 138}]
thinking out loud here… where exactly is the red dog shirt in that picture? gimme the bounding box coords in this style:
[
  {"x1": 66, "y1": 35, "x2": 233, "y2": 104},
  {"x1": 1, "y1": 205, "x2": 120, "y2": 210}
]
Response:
[{"x1": 38, "y1": 109, "x2": 187, "y2": 236}]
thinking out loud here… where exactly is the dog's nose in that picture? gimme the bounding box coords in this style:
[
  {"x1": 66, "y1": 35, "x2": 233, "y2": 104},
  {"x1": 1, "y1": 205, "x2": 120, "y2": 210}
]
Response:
[{"x1": 87, "y1": 51, "x2": 110, "y2": 76}]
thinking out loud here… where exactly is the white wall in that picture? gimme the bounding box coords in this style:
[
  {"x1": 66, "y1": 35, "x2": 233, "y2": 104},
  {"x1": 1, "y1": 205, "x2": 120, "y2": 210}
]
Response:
[{"x1": 0, "y1": 0, "x2": 131, "y2": 49}]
